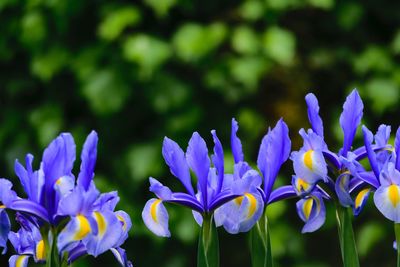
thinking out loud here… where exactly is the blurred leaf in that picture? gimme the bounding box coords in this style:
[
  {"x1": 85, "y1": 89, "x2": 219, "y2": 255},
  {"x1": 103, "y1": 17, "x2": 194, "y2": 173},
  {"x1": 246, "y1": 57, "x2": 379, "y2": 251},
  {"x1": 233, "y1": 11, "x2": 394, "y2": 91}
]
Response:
[
  {"x1": 98, "y1": 6, "x2": 141, "y2": 41},
  {"x1": 237, "y1": 109, "x2": 265, "y2": 143},
  {"x1": 126, "y1": 143, "x2": 163, "y2": 181},
  {"x1": 29, "y1": 105, "x2": 63, "y2": 146},
  {"x1": 81, "y1": 69, "x2": 130, "y2": 114},
  {"x1": 173, "y1": 23, "x2": 227, "y2": 62},
  {"x1": 364, "y1": 78, "x2": 399, "y2": 114},
  {"x1": 392, "y1": 30, "x2": 400, "y2": 55},
  {"x1": 353, "y1": 46, "x2": 393, "y2": 75},
  {"x1": 123, "y1": 34, "x2": 172, "y2": 76},
  {"x1": 20, "y1": 10, "x2": 47, "y2": 46},
  {"x1": 263, "y1": 27, "x2": 296, "y2": 65},
  {"x1": 229, "y1": 56, "x2": 268, "y2": 90},
  {"x1": 231, "y1": 26, "x2": 260, "y2": 55},
  {"x1": 337, "y1": 2, "x2": 364, "y2": 30},
  {"x1": 357, "y1": 223, "x2": 386, "y2": 257},
  {"x1": 31, "y1": 47, "x2": 68, "y2": 81},
  {"x1": 307, "y1": 0, "x2": 334, "y2": 10},
  {"x1": 144, "y1": 0, "x2": 176, "y2": 17},
  {"x1": 239, "y1": 0, "x2": 265, "y2": 21}
]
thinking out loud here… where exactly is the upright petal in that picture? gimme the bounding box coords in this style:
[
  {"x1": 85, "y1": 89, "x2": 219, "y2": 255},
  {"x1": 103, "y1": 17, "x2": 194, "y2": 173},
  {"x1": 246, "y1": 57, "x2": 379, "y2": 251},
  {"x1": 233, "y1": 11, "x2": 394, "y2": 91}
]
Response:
[
  {"x1": 362, "y1": 126, "x2": 380, "y2": 179},
  {"x1": 395, "y1": 126, "x2": 400, "y2": 170},
  {"x1": 110, "y1": 247, "x2": 133, "y2": 267},
  {"x1": 142, "y1": 198, "x2": 170, "y2": 237},
  {"x1": 0, "y1": 208, "x2": 10, "y2": 254},
  {"x1": 186, "y1": 132, "x2": 210, "y2": 207},
  {"x1": 339, "y1": 90, "x2": 363, "y2": 156},
  {"x1": 231, "y1": 118, "x2": 244, "y2": 163},
  {"x1": 77, "y1": 131, "x2": 98, "y2": 191},
  {"x1": 375, "y1": 124, "x2": 391, "y2": 147},
  {"x1": 162, "y1": 137, "x2": 194, "y2": 195},
  {"x1": 296, "y1": 194, "x2": 326, "y2": 233},
  {"x1": 305, "y1": 93, "x2": 324, "y2": 137},
  {"x1": 9, "y1": 255, "x2": 30, "y2": 267},
  {"x1": 211, "y1": 130, "x2": 224, "y2": 193},
  {"x1": 257, "y1": 119, "x2": 291, "y2": 198},
  {"x1": 149, "y1": 178, "x2": 172, "y2": 200}
]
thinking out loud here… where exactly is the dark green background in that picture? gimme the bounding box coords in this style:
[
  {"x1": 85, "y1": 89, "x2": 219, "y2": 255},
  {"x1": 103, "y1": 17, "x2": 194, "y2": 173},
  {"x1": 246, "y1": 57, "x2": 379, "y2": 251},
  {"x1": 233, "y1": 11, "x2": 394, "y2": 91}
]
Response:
[{"x1": 1, "y1": 0, "x2": 400, "y2": 266}]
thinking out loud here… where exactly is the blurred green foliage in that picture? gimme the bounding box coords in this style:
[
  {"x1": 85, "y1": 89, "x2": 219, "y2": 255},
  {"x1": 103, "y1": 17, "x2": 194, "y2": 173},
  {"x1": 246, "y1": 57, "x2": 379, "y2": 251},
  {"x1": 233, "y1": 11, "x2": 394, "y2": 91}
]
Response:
[{"x1": 0, "y1": 0, "x2": 400, "y2": 266}]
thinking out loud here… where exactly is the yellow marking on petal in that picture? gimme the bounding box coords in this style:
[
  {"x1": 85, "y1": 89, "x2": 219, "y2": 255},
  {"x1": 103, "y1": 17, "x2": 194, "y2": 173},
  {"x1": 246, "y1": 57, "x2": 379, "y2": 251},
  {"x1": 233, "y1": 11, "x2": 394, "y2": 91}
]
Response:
[
  {"x1": 117, "y1": 215, "x2": 127, "y2": 231},
  {"x1": 355, "y1": 188, "x2": 370, "y2": 208},
  {"x1": 36, "y1": 239, "x2": 45, "y2": 261},
  {"x1": 245, "y1": 193, "x2": 257, "y2": 219},
  {"x1": 303, "y1": 198, "x2": 314, "y2": 220},
  {"x1": 16, "y1": 255, "x2": 28, "y2": 267},
  {"x1": 94, "y1": 212, "x2": 107, "y2": 237},
  {"x1": 74, "y1": 215, "x2": 91, "y2": 240},
  {"x1": 388, "y1": 185, "x2": 400, "y2": 207},
  {"x1": 303, "y1": 150, "x2": 314, "y2": 170},
  {"x1": 296, "y1": 178, "x2": 310, "y2": 192},
  {"x1": 234, "y1": 196, "x2": 244, "y2": 206},
  {"x1": 0, "y1": 205, "x2": 5, "y2": 209},
  {"x1": 150, "y1": 199, "x2": 162, "y2": 223},
  {"x1": 56, "y1": 178, "x2": 62, "y2": 185}
]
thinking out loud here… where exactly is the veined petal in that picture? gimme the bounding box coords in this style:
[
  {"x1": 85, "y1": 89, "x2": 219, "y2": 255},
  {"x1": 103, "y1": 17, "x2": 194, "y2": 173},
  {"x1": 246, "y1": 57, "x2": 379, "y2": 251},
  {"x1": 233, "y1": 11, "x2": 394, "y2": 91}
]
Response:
[
  {"x1": 0, "y1": 208, "x2": 10, "y2": 254},
  {"x1": 305, "y1": 93, "x2": 324, "y2": 137},
  {"x1": 57, "y1": 214, "x2": 93, "y2": 253},
  {"x1": 186, "y1": 132, "x2": 210, "y2": 207},
  {"x1": 162, "y1": 137, "x2": 194, "y2": 195},
  {"x1": 231, "y1": 118, "x2": 244, "y2": 163},
  {"x1": 110, "y1": 247, "x2": 133, "y2": 267},
  {"x1": 257, "y1": 119, "x2": 291, "y2": 198},
  {"x1": 339, "y1": 89, "x2": 363, "y2": 156},
  {"x1": 296, "y1": 194, "x2": 326, "y2": 233},
  {"x1": 142, "y1": 198, "x2": 170, "y2": 237},
  {"x1": 77, "y1": 131, "x2": 98, "y2": 191},
  {"x1": 211, "y1": 130, "x2": 224, "y2": 193},
  {"x1": 335, "y1": 173, "x2": 353, "y2": 207},
  {"x1": 215, "y1": 191, "x2": 264, "y2": 234},
  {"x1": 292, "y1": 175, "x2": 315, "y2": 197},
  {"x1": 9, "y1": 255, "x2": 29, "y2": 267},
  {"x1": 374, "y1": 184, "x2": 400, "y2": 222},
  {"x1": 353, "y1": 188, "x2": 371, "y2": 216},
  {"x1": 84, "y1": 210, "x2": 123, "y2": 257}
]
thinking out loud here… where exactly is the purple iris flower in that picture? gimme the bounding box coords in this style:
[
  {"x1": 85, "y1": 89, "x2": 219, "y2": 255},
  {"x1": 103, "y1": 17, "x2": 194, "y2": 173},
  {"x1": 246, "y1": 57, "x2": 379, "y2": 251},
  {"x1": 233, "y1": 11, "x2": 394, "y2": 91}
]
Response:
[
  {"x1": 0, "y1": 132, "x2": 132, "y2": 267},
  {"x1": 291, "y1": 90, "x2": 372, "y2": 233},
  {"x1": 214, "y1": 118, "x2": 292, "y2": 234}
]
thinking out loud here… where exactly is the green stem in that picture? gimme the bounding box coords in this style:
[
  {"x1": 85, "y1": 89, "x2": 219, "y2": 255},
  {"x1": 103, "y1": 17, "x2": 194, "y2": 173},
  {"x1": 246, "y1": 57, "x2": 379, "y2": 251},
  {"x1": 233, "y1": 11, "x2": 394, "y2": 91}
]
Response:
[
  {"x1": 250, "y1": 210, "x2": 272, "y2": 267},
  {"x1": 197, "y1": 214, "x2": 219, "y2": 267},
  {"x1": 335, "y1": 205, "x2": 359, "y2": 267},
  {"x1": 44, "y1": 227, "x2": 60, "y2": 267},
  {"x1": 394, "y1": 223, "x2": 400, "y2": 267}
]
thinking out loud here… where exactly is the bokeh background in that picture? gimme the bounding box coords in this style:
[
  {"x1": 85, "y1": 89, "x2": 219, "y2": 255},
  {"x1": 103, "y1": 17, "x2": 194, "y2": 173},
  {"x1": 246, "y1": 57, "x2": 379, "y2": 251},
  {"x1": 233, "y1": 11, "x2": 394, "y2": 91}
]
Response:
[{"x1": 1, "y1": 0, "x2": 400, "y2": 266}]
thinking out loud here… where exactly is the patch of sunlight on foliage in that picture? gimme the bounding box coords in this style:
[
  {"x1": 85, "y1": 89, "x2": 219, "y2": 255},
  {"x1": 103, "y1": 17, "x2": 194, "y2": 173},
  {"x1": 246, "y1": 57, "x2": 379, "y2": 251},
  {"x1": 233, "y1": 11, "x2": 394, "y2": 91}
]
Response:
[
  {"x1": 263, "y1": 27, "x2": 296, "y2": 66},
  {"x1": 267, "y1": 201, "x2": 287, "y2": 221},
  {"x1": 173, "y1": 23, "x2": 227, "y2": 62},
  {"x1": 365, "y1": 78, "x2": 399, "y2": 114},
  {"x1": 81, "y1": 70, "x2": 130, "y2": 115},
  {"x1": 237, "y1": 109, "x2": 265, "y2": 142},
  {"x1": 98, "y1": 6, "x2": 141, "y2": 41},
  {"x1": 144, "y1": 0, "x2": 177, "y2": 17},
  {"x1": 239, "y1": 0, "x2": 265, "y2": 21},
  {"x1": 123, "y1": 34, "x2": 172, "y2": 76},
  {"x1": 391, "y1": 30, "x2": 400, "y2": 55},
  {"x1": 307, "y1": 0, "x2": 334, "y2": 10},
  {"x1": 231, "y1": 26, "x2": 260, "y2": 55},
  {"x1": 353, "y1": 46, "x2": 393, "y2": 75},
  {"x1": 21, "y1": 10, "x2": 47, "y2": 46},
  {"x1": 229, "y1": 57, "x2": 268, "y2": 89},
  {"x1": 29, "y1": 105, "x2": 63, "y2": 147},
  {"x1": 174, "y1": 212, "x2": 198, "y2": 243},
  {"x1": 31, "y1": 48, "x2": 68, "y2": 81},
  {"x1": 126, "y1": 143, "x2": 163, "y2": 182},
  {"x1": 166, "y1": 107, "x2": 201, "y2": 133},
  {"x1": 337, "y1": 2, "x2": 363, "y2": 30},
  {"x1": 357, "y1": 222, "x2": 386, "y2": 258},
  {"x1": 266, "y1": 0, "x2": 300, "y2": 10},
  {"x1": 271, "y1": 224, "x2": 304, "y2": 259}
]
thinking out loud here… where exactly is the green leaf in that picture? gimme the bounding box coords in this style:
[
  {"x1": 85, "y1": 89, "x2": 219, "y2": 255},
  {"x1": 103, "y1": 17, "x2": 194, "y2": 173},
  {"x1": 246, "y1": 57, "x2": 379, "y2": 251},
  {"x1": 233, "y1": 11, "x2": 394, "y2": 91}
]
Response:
[
  {"x1": 250, "y1": 211, "x2": 273, "y2": 267},
  {"x1": 197, "y1": 215, "x2": 219, "y2": 267},
  {"x1": 262, "y1": 27, "x2": 296, "y2": 66},
  {"x1": 394, "y1": 223, "x2": 400, "y2": 267},
  {"x1": 144, "y1": 0, "x2": 176, "y2": 17},
  {"x1": 335, "y1": 205, "x2": 360, "y2": 267},
  {"x1": 98, "y1": 7, "x2": 141, "y2": 41}
]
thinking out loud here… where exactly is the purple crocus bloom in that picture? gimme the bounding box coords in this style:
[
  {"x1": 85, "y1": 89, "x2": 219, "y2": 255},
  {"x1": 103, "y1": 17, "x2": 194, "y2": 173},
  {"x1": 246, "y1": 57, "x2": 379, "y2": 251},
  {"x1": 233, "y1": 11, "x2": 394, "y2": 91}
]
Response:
[
  {"x1": 291, "y1": 90, "x2": 372, "y2": 232},
  {"x1": 0, "y1": 132, "x2": 132, "y2": 266},
  {"x1": 142, "y1": 124, "x2": 266, "y2": 237},
  {"x1": 214, "y1": 118, "x2": 292, "y2": 234}
]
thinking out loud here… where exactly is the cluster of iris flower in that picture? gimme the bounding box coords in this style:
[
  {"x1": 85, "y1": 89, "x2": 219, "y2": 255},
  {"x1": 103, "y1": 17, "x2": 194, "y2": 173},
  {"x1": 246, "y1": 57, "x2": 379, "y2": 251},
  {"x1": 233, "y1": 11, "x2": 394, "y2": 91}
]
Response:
[
  {"x1": 143, "y1": 89, "x2": 400, "y2": 267},
  {"x1": 0, "y1": 132, "x2": 132, "y2": 267}
]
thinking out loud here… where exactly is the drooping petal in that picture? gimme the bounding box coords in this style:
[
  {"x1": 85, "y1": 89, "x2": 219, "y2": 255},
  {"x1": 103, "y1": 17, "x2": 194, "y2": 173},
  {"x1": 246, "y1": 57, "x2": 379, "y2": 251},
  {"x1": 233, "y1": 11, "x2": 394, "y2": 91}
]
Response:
[
  {"x1": 292, "y1": 175, "x2": 315, "y2": 197},
  {"x1": 292, "y1": 148, "x2": 328, "y2": 184},
  {"x1": 296, "y1": 194, "x2": 326, "y2": 233},
  {"x1": 34, "y1": 239, "x2": 46, "y2": 262},
  {"x1": 335, "y1": 173, "x2": 353, "y2": 207},
  {"x1": 84, "y1": 210, "x2": 123, "y2": 257},
  {"x1": 186, "y1": 132, "x2": 210, "y2": 206},
  {"x1": 114, "y1": 211, "x2": 132, "y2": 247},
  {"x1": 162, "y1": 137, "x2": 194, "y2": 195},
  {"x1": 305, "y1": 93, "x2": 324, "y2": 137},
  {"x1": 77, "y1": 131, "x2": 98, "y2": 191},
  {"x1": 0, "y1": 208, "x2": 10, "y2": 254},
  {"x1": 149, "y1": 178, "x2": 172, "y2": 200},
  {"x1": 267, "y1": 185, "x2": 297, "y2": 204},
  {"x1": 215, "y1": 191, "x2": 264, "y2": 234},
  {"x1": 353, "y1": 188, "x2": 371, "y2": 216},
  {"x1": 9, "y1": 199, "x2": 49, "y2": 222},
  {"x1": 257, "y1": 119, "x2": 291, "y2": 198},
  {"x1": 211, "y1": 130, "x2": 224, "y2": 193},
  {"x1": 9, "y1": 255, "x2": 30, "y2": 267},
  {"x1": 142, "y1": 198, "x2": 170, "y2": 237},
  {"x1": 57, "y1": 214, "x2": 94, "y2": 253},
  {"x1": 110, "y1": 247, "x2": 133, "y2": 267},
  {"x1": 374, "y1": 184, "x2": 400, "y2": 222},
  {"x1": 339, "y1": 89, "x2": 363, "y2": 156},
  {"x1": 231, "y1": 118, "x2": 244, "y2": 163}
]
